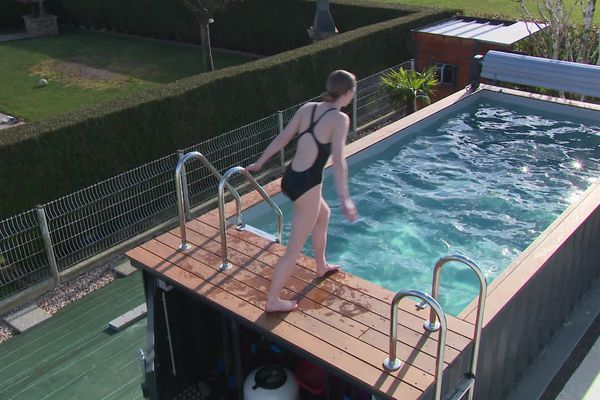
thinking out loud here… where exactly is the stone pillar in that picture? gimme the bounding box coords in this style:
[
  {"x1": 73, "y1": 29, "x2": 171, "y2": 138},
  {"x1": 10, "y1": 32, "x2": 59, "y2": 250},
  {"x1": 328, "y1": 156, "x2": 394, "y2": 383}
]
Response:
[{"x1": 23, "y1": 14, "x2": 59, "y2": 37}]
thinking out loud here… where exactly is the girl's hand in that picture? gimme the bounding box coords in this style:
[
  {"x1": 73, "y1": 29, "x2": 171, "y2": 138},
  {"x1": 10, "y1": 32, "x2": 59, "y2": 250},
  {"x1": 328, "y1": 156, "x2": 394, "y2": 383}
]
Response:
[
  {"x1": 246, "y1": 162, "x2": 262, "y2": 173},
  {"x1": 341, "y1": 199, "x2": 358, "y2": 222}
]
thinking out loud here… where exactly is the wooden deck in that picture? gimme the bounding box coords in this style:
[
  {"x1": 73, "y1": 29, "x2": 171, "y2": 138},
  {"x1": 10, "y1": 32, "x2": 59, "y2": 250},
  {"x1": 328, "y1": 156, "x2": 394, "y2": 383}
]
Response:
[{"x1": 126, "y1": 181, "x2": 475, "y2": 400}]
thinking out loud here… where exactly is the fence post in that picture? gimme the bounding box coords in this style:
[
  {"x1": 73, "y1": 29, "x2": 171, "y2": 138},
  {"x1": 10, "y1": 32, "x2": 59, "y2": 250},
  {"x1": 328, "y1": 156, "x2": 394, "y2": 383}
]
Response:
[
  {"x1": 177, "y1": 150, "x2": 191, "y2": 221},
  {"x1": 277, "y1": 111, "x2": 285, "y2": 172},
  {"x1": 352, "y1": 90, "x2": 358, "y2": 137},
  {"x1": 36, "y1": 205, "x2": 60, "y2": 286}
]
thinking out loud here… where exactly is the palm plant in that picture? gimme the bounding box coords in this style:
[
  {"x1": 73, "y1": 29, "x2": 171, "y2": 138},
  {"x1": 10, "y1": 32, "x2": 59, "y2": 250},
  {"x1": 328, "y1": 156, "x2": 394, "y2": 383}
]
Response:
[{"x1": 380, "y1": 67, "x2": 438, "y2": 113}]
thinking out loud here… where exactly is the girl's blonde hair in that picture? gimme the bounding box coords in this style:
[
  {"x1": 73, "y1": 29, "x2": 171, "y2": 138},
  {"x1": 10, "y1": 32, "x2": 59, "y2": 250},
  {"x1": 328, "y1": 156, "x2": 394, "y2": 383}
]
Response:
[{"x1": 321, "y1": 70, "x2": 356, "y2": 102}]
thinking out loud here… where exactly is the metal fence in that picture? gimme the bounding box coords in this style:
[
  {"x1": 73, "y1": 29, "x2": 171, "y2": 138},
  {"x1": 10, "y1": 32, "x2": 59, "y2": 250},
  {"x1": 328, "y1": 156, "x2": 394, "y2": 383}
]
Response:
[{"x1": 0, "y1": 60, "x2": 411, "y2": 301}]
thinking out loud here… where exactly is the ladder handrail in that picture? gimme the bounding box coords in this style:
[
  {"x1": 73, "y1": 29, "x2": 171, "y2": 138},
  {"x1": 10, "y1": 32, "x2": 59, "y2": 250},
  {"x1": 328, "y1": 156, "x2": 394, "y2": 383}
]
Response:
[
  {"x1": 383, "y1": 289, "x2": 447, "y2": 400},
  {"x1": 426, "y1": 255, "x2": 488, "y2": 400},
  {"x1": 175, "y1": 151, "x2": 242, "y2": 250},
  {"x1": 218, "y1": 166, "x2": 283, "y2": 271}
]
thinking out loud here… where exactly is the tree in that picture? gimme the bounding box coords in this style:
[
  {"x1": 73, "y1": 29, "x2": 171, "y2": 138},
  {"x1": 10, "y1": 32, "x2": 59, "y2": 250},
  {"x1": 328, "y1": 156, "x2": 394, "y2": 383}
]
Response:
[
  {"x1": 178, "y1": 0, "x2": 241, "y2": 72},
  {"x1": 380, "y1": 67, "x2": 438, "y2": 114},
  {"x1": 516, "y1": 0, "x2": 599, "y2": 65}
]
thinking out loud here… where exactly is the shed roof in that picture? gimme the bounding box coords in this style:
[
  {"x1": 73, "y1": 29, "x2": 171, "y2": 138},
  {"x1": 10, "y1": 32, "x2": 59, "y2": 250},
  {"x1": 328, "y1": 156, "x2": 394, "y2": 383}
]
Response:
[{"x1": 415, "y1": 17, "x2": 545, "y2": 45}]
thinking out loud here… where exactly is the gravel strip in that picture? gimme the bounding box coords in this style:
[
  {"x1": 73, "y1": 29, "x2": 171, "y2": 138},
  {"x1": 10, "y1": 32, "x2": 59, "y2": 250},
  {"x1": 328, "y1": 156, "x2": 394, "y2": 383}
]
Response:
[
  {"x1": 0, "y1": 320, "x2": 16, "y2": 343},
  {"x1": 0, "y1": 260, "x2": 121, "y2": 344}
]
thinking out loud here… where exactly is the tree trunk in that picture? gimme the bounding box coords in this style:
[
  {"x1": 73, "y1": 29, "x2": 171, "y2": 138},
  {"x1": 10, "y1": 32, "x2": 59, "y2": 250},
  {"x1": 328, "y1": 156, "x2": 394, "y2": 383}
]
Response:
[
  {"x1": 199, "y1": 21, "x2": 214, "y2": 72},
  {"x1": 597, "y1": 26, "x2": 600, "y2": 65},
  {"x1": 578, "y1": 0, "x2": 596, "y2": 63}
]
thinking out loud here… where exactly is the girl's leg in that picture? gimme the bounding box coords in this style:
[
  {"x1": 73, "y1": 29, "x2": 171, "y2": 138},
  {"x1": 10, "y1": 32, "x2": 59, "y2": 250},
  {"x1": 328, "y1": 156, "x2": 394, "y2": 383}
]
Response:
[
  {"x1": 267, "y1": 186, "x2": 321, "y2": 312},
  {"x1": 312, "y1": 197, "x2": 340, "y2": 277}
]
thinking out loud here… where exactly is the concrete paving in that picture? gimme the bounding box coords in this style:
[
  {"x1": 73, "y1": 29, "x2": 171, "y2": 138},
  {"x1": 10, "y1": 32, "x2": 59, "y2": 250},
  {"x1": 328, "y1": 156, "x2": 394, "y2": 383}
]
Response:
[
  {"x1": 3, "y1": 304, "x2": 51, "y2": 333},
  {"x1": 108, "y1": 303, "x2": 147, "y2": 332},
  {"x1": 508, "y1": 279, "x2": 600, "y2": 400},
  {"x1": 112, "y1": 257, "x2": 138, "y2": 277},
  {"x1": 0, "y1": 31, "x2": 35, "y2": 42},
  {"x1": 556, "y1": 337, "x2": 600, "y2": 400}
]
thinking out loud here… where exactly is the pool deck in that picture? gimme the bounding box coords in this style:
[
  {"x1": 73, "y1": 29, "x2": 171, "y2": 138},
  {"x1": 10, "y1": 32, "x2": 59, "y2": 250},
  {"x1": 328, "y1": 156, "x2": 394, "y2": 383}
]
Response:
[
  {"x1": 126, "y1": 179, "x2": 477, "y2": 400},
  {"x1": 125, "y1": 85, "x2": 600, "y2": 399}
]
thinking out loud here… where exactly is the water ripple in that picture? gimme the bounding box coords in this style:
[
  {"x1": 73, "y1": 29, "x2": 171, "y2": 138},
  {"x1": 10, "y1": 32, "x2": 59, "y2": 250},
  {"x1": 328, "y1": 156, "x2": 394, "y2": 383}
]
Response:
[{"x1": 252, "y1": 102, "x2": 600, "y2": 315}]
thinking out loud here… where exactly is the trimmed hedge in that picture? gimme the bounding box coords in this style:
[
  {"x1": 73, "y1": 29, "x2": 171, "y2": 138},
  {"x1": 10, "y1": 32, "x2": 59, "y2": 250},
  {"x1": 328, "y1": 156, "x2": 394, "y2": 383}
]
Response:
[
  {"x1": 0, "y1": 1, "x2": 456, "y2": 219},
  {"x1": 55, "y1": 0, "x2": 412, "y2": 55},
  {"x1": 1, "y1": 1, "x2": 30, "y2": 31},
  {"x1": 0, "y1": 1, "x2": 64, "y2": 31}
]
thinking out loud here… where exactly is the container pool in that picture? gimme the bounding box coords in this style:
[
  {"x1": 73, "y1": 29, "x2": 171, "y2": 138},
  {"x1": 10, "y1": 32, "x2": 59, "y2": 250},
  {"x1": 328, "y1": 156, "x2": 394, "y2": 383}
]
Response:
[{"x1": 243, "y1": 93, "x2": 600, "y2": 315}]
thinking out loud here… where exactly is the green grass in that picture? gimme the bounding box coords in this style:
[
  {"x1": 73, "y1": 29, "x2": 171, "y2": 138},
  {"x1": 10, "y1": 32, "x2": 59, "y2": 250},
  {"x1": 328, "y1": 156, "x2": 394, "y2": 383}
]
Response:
[
  {"x1": 384, "y1": 0, "x2": 600, "y2": 23},
  {"x1": 0, "y1": 27, "x2": 255, "y2": 122}
]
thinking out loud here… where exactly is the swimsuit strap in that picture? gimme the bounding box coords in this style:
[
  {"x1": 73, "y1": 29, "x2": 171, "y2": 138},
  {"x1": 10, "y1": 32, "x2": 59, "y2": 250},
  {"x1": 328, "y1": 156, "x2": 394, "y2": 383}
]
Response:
[
  {"x1": 298, "y1": 104, "x2": 337, "y2": 140},
  {"x1": 311, "y1": 107, "x2": 337, "y2": 130}
]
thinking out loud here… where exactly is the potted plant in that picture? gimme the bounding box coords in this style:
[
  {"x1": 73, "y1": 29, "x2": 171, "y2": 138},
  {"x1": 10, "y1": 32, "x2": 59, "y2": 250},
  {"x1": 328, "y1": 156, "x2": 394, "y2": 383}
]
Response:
[
  {"x1": 380, "y1": 67, "x2": 438, "y2": 114},
  {"x1": 18, "y1": 0, "x2": 58, "y2": 37}
]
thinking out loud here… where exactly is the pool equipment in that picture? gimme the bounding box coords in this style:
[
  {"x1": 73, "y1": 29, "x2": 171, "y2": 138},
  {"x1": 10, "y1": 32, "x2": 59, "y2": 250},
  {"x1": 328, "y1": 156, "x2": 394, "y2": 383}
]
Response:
[{"x1": 243, "y1": 365, "x2": 298, "y2": 400}]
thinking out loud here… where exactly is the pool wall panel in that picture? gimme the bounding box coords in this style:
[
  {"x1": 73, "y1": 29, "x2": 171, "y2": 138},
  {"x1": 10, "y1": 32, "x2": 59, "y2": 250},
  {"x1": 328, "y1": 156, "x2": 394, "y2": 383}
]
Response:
[{"x1": 471, "y1": 187, "x2": 600, "y2": 400}]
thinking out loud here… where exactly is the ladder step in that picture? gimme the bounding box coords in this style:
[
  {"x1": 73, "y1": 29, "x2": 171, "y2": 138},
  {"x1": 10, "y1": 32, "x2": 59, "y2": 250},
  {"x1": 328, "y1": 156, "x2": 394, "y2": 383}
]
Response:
[
  {"x1": 240, "y1": 224, "x2": 278, "y2": 242},
  {"x1": 442, "y1": 377, "x2": 475, "y2": 400}
]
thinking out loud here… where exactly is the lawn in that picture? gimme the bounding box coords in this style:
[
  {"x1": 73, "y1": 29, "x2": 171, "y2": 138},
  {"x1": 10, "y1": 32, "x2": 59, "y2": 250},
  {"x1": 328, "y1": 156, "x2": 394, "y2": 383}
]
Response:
[
  {"x1": 385, "y1": 0, "x2": 600, "y2": 23},
  {"x1": 0, "y1": 28, "x2": 255, "y2": 122}
]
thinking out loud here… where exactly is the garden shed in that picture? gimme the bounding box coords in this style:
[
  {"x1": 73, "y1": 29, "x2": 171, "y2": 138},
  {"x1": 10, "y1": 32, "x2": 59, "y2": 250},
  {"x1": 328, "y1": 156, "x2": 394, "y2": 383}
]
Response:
[{"x1": 413, "y1": 17, "x2": 545, "y2": 100}]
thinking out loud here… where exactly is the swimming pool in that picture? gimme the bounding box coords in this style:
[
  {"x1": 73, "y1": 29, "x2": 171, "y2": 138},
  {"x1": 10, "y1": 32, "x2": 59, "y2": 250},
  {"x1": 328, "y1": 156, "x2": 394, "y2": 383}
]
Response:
[{"x1": 243, "y1": 94, "x2": 600, "y2": 315}]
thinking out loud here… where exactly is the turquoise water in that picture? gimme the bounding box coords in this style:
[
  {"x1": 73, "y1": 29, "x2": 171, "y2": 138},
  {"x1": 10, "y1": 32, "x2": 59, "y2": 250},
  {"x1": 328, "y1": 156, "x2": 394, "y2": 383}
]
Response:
[{"x1": 249, "y1": 101, "x2": 600, "y2": 315}]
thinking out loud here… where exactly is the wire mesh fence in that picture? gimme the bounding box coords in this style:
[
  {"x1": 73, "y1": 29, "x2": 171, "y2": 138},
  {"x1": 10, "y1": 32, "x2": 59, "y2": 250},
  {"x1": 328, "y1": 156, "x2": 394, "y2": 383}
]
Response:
[
  {"x1": 0, "y1": 210, "x2": 50, "y2": 299},
  {"x1": 0, "y1": 60, "x2": 411, "y2": 301}
]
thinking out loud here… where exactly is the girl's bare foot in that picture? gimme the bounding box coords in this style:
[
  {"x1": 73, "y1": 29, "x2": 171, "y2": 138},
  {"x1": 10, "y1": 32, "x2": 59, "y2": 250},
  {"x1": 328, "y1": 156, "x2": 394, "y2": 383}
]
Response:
[
  {"x1": 266, "y1": 298, "x2": 298, "y2": 312},
  {"x1": 317, "y1": 263, "x2": 341, "y2": 278}
]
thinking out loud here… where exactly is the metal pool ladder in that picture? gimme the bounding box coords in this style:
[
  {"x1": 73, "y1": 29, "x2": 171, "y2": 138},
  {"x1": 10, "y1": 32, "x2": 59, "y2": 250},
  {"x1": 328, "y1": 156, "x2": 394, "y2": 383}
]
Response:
[
  {"x1": 418, "y1": 255, "x2": 488, "y2": 400},
  {"x1": 174, "y1": 154, "x2": 283, "y2": 272},
  {"x1": 383, "y1": 289, "x2": 448, "y2": 400},
  {"x1": 175, "y1": 151, "x2": 243, "y2": 250},
  {"x1": 217, "y1": 166, "x2": 283, "y2": 271}
]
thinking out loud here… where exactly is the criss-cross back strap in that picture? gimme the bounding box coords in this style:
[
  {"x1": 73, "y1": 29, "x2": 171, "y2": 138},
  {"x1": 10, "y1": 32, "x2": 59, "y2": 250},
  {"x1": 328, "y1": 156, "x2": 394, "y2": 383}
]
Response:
[{"x1": 298, "y1": 104, "x2": 337, "y2": 138}]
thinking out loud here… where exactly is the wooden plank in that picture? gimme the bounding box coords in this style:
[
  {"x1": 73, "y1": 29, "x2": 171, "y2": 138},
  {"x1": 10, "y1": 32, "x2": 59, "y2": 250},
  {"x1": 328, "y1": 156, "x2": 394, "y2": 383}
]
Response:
[
  {"x1": 162, "y1": 224, "x2": 465, "y2": 364},
  {"x1": 126, "y1": 246, "x2": 425, "y2": 400},
  {"x1": 144, "y1": 237, "x2": 440, "y2": 382},
  {"x1": 155, "y1": 233, "x2": 368, "y2": 338},
  {"x1": 193, "y1": 214, "x2": 475, "y2": 341}
]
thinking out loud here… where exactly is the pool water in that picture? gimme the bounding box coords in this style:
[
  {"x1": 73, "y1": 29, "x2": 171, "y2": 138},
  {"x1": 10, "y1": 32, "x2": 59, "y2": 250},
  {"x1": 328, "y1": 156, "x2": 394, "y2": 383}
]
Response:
[{"x1": 248, "y1": 101, "x2": 600, "y2": 315}]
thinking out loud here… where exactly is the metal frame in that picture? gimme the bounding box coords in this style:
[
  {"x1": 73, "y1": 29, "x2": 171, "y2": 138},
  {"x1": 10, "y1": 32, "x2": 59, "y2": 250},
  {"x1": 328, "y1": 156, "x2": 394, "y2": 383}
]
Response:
[
  {"x1": 218, "y1": 166, "x2": 283, "y2": 271},
  {"x1": 383, "y1": 289, "x2": 447, "y2": 400},
  {"x1": 424, "y1": 255, "x2": 488, "y2": 400},
  {"x1": 174, "y1": 151, "x2": 242, "y2": 251}
]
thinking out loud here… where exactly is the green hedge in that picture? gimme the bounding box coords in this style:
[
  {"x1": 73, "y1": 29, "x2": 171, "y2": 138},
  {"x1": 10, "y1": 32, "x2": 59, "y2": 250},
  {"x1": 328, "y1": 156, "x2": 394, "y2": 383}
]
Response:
[
  {"x1": 54, "y1": 0, "x2": 411, "y2": 55},
  {"x1": 209, "y1": 0, "x2": 412, "y2": 55},
  {"x1": 54, "y1": 0, "x2": 199, "y2": 42},
  {"x1": 0, "y1": 1, "x2": 456, "y2": 219},
  {"x1": 1, "y1": 1, "x2": 30, "y2": 31}
]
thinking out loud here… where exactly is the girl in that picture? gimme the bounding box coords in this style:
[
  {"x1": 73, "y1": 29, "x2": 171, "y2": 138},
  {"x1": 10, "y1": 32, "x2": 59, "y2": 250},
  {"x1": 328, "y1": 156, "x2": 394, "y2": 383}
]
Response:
[{"x1": 247, "y1": 70, "x2": 358, "y2": 312}]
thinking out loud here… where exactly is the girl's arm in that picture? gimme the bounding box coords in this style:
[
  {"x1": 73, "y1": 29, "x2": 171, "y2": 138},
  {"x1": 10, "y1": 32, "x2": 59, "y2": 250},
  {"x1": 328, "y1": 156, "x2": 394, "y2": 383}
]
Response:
[
  {"x1": 330, "y1": 113, "x2": 358, "y2": 222},
  {"x1": 247, "y1": 104, "x2": 306, "y2": 171}
]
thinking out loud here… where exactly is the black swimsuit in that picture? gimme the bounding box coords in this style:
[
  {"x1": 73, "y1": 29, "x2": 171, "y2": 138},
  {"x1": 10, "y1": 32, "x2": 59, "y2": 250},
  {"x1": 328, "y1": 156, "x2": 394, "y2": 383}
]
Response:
[{"x1": 281, "y1": 104, "x2": 337, "y2": 201}]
